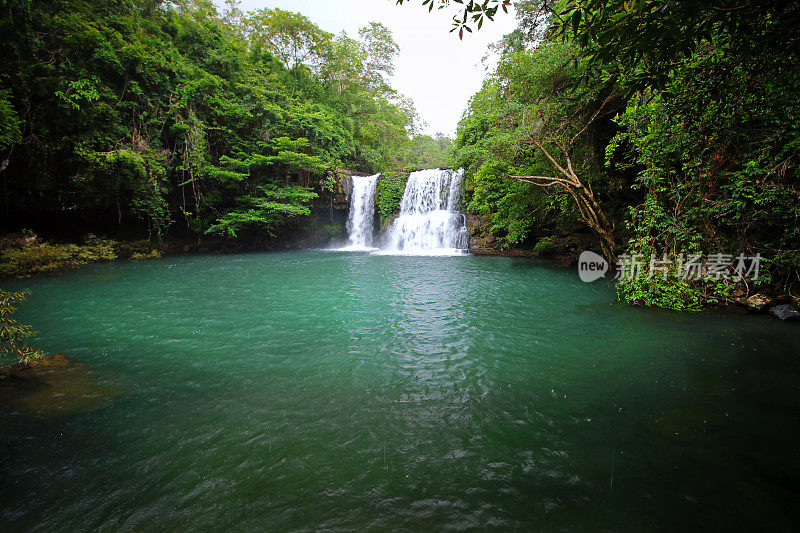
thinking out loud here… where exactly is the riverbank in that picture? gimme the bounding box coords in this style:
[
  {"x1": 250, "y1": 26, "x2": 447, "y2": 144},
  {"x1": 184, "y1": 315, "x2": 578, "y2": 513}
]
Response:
[
  {"x1": 464, "y1": 215, "x2": 800, "y2": 322},
  {"x1": 3, "y1": 228, "x2": 798, "y2": 323},
  {"x1": 0, "y1": 215, "x2": 348, "y2": 279}
]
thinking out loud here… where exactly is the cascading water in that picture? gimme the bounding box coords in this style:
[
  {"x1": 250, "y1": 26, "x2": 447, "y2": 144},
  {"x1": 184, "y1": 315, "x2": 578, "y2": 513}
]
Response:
[
  {"x1": 342, "y1": 174, "x2": 380, "y2": 250},
  {"x1": 381, "y1": 168, "x2": 469, "y2": 255}
]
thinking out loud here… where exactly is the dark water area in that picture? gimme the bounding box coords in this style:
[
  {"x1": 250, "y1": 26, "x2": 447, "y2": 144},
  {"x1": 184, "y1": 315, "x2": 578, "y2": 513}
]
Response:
[{"x1": 1, "y1": 251, "x2": 799, "y2": 530}]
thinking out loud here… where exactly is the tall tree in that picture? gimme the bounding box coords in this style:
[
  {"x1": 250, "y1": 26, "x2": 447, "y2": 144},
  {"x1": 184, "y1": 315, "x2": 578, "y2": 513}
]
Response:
[
  {"x1": 358, "y1": 22, "x2": 400, "y2": 93},
  {"x1": 246, "y1": 8, "x2": 333, "y2": 70}
]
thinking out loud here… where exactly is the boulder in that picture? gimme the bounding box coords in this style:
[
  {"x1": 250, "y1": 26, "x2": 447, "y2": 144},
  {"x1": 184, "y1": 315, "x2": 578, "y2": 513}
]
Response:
[
  {"x1": 746, "y1": 293, "x2": 773, "y2": 312},
  {"x1": 769, "y1": 304, "x2": 799, "y2": 321}
]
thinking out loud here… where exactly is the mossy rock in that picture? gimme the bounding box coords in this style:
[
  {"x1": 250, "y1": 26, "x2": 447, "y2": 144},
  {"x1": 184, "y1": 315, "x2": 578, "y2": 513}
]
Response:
[
  {"x1": 0, "y1": 235, "x2": 118, "y2": 277},
  {"x1": 130, "y1": 249, "x2": 163, "y2": 260},
  {"x1": 116, "y1": 239, "x2": 163, "y2": 260}
]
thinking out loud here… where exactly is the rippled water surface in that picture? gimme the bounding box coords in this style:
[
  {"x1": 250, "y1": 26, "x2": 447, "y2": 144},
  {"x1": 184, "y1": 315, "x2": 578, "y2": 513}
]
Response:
[{"x1": 2, "y1": 251, "x2": 799, "y2": 531}]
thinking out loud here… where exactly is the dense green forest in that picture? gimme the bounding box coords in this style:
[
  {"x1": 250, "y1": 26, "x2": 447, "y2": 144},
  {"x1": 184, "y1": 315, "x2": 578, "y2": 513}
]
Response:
[
  {"x1": 453, "y1": 0, "x2": 800, "y2": 309},
  {"x1": 0, "y1": 0, "x2": 450, "y2": 248}
]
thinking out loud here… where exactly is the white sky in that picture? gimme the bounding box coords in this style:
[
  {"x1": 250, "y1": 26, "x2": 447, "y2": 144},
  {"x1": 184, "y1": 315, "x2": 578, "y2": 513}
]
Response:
[{"x1": 228, "y1": 0, "x2": 518, "y2": 136}]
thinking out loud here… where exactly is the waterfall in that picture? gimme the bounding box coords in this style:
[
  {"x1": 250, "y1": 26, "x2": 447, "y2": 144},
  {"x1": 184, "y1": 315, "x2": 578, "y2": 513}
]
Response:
[
  {"x1": 343, "y1": 174, "x2": 380, "y2": 250},
  {"x1": 381, "y1": 168, "x2": 469, "y2": 255}
]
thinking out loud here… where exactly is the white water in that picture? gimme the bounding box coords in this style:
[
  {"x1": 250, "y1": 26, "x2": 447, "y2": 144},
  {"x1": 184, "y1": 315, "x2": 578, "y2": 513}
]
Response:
[
  {"x1": 337, "y1": 174, "x2": 380, "y2": 251},
  {"x1": 380, "y1": 168, "x2": 469, "y2": 255}
]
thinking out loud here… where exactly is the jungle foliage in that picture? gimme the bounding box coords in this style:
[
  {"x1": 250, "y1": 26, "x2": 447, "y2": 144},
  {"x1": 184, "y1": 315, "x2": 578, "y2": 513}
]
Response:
[
  {"x1": 0, "y1": 0, "x2": 449, "y2": 246},
  {"x1": 453, "y1": 0, "x2": 800, "y2": 308},
  {"x1": 0, "y1": 234, "x2": 164, "y2": 277},
  {"x1": 0, "y1": 289, "x2": 45, "y2": 370}
]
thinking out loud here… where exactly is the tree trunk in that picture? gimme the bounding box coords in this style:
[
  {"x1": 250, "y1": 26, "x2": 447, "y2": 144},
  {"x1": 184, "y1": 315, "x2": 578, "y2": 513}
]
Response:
[{"x1": 570, "y1": 182, "x2": 616, "y2": 264}]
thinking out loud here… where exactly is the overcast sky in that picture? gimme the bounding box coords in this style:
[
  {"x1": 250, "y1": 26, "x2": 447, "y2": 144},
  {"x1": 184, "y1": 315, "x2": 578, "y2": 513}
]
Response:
[{"x1": 228, "y1": 0, "x2": 518, "y2": 136}]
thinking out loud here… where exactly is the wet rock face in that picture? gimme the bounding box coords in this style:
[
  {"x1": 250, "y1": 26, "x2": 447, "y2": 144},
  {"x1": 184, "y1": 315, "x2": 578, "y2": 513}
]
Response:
[
  {"x1": 769, "y1": 304, "x2": 799, "y2": 321},
  {"x1": 746, "y1": 293, "x2": 773, "y2": 312},
  {"x1": 465, "y1": 214, "x2": 497, "y2": 254},
  {"x1": 469, "y1": 233, "x2": 498, "y2": 254}
]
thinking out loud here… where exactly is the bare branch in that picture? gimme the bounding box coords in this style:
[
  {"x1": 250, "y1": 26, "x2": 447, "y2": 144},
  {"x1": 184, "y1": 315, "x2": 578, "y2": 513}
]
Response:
[
  {"x1": 569, "y1": 90, "x2": 616, "y2": 148},
  {"x1": 510, "y1": 175, "x2": 572, "y2": 186},
  {"x1": 529, "y1": 136, "x2": 575, "y2": 182}
]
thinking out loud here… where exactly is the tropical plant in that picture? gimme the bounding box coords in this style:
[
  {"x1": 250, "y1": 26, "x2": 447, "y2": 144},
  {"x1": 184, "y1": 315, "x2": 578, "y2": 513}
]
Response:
[{"x1": 0, "y1": 289, "x2": 45, "y2": 370}]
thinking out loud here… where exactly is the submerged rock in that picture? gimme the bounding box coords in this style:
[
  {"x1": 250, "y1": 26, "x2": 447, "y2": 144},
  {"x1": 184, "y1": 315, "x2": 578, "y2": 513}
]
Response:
[
  {"x1": 769, "y1": 304, "x2": 799, "y2": 321},
  {"x1": 746, "y1": 293, "x2": 773, "y2": 312},
  {"x1": 0, "y1": 355, "x2": 120, "y2": 418}
]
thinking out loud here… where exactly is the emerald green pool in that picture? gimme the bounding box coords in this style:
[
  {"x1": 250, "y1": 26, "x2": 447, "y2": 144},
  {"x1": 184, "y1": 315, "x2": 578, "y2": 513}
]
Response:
[{"x1": 2, "y1": 251, "x2": 799, "y2": 530}]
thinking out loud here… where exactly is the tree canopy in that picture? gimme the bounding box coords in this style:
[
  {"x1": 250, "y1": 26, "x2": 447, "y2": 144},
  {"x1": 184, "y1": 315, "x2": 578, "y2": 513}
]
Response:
[
  {"x1": 0, "y1": 0, "x2": 450, "y2": 245},
  {"x1": 394, "y1": 0, "x2": 513, "y2": 38},
  {"x1": 452, "y1": 0, "x2": 800, "y2": 308}
]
